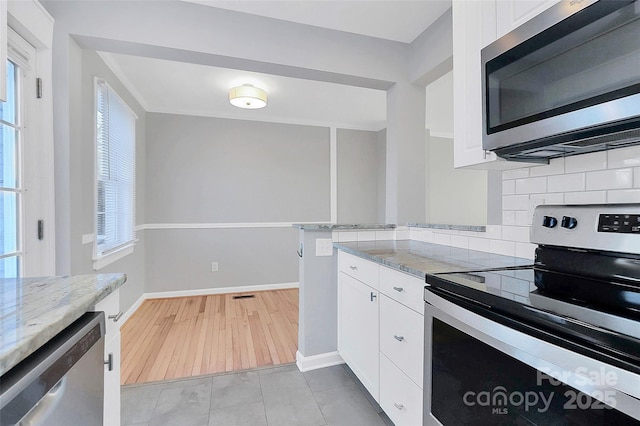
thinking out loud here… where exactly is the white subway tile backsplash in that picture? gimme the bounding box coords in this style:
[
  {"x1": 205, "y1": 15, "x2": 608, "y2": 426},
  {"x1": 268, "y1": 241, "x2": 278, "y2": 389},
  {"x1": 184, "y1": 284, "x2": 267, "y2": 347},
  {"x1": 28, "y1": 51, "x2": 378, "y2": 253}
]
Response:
[
  {"x1": 502, "y1": 211, "x2": 516, "y2": 226},
  {"x1": 395, "y1": 229, "x2": 410, "y2": 240},
  {"x1": 450, "y1": 235, "x2": 469, "y2": 249},
  {"x1": 503, "y1": 195, "x2": 530, "y2": 210},
  {"x1": 565, "y1": 151, "x2": 607, "y2": 173},
  {"x1": 607, "y1": 146, "x2": 640, "y2": 169},
  {"x1": 501, "y1": 226, "x2": 530, "y2": 242},
  {"x1": 338, "y1": 231, "x2": 357, "y2": 242},
  {"x1": 635, "y1": 167, "x2": 640, "y2": 188},
  {"x1": 563, "y1": 191, "x2": 607, "y2": 204},
  {"x1": 515, "y1": 242, "x2": 536, "y2": 260},
  {"x1": 468, "y1": 237, "x2": 491, "y2": 252},
  {"x1": 489, "y1": 239, "x2": 516, "y2": 257},
  {"x1": 357, "y1": 231, "x2": 376, "y2": 242},
  {"x1": 433, "y1": 233, "x2": 451, "y2": 246},
  {"x1": 515, "y1": 176, "x2": 547, "y2": 194},
  {"x1": 375, "y1": 230, "x2": 394, "y2": 241},
  {"x1": 502, "y1": 168, "x2": 529, "y2": 180},
  {"x1": 515, "y1": 211, "x2": 531, "y2": 226},
  {"x1": 502, "y1": 180, "x2": 516, "y2": 195},
  {"x1": 484, "y1": 225, "x2": 503, "y2": 240},
  {"x1": 586, "y1": 168, "x2": 633, "y2": 190},
  {"x1": 529, "y1": 193, "x2": 565, "y2": 204},
  {"x1": 607, "y1": 189, "x2": 640, "y2": 203},
  {"x1": 529, "y1": 158, "x2": 565, "y2": 177},
  {"x1": 547, "y1": 173, "x2": 585, "y2": 193}
]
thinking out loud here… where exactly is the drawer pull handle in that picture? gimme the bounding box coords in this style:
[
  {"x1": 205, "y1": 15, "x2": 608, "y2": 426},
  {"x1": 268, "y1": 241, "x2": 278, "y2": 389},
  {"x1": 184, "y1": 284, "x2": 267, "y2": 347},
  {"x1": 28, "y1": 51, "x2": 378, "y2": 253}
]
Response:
[
  {"x1": 104, "y1": 353, "x2": 114, "y2": 371},
  {"x1": 108, "y1": 311, "x2": 123, "y2": 322},
  {"x1": 393, "y1": 286, "x2": 404, "y2": 292},
  {"x1": 370, "y1": 292, "x2": 377, "y2": 302},
  {"x1": 394, "y1": 403, "x2": 405, "y2": 410},
  {"x1": 394, "y1": 335, "x2": 405, "y2": 342},
  {"x1": 349, "y1": 265, "x2": 358, "y2": 270}
]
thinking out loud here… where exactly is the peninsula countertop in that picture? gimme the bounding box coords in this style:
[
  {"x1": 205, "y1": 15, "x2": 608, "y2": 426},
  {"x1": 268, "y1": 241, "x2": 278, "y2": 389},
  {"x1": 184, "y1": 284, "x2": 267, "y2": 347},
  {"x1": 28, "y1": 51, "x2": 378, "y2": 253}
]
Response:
[
  {"x1": 334, "y1": 240, "x2": 532, "y2": 279},
  {"x1": 0, "y1": 273, "x2": 126, "y2": 376}
]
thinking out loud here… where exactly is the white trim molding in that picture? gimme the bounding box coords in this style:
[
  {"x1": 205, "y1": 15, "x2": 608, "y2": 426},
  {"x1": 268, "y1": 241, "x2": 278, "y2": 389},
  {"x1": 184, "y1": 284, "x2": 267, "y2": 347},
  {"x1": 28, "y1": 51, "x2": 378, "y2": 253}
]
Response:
[
  {"x1": 296, "y1": 351, "x2": 344, "y2": 372},
  {"x1": 143, "y1": 282, "x2": 299, "y2": 300},
  {"x1": 139, "y1": 222, "x2": 331, "y2": 230}
]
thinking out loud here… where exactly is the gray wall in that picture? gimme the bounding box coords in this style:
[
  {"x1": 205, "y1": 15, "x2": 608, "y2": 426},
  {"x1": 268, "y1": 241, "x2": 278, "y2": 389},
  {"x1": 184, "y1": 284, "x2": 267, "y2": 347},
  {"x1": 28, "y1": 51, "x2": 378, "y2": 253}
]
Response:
[
  {"x1": 68, "y1": 42, "x2": 147, "y2": 313},
  {"x1": 145, "y1": 228, "x2": 299, "y2": 293},
  {"x1": 145, "y1": 113, "x2": 330, "y2": 292},
  {"x1": 426, "y1": 136, "x2": 488, "y2": 226},
  {"x1": 337, "y1": 129, "x2": 385, "y2": 224},
  {"x1": 146, "y1": 114, "x2": 330, "y2": 223}
]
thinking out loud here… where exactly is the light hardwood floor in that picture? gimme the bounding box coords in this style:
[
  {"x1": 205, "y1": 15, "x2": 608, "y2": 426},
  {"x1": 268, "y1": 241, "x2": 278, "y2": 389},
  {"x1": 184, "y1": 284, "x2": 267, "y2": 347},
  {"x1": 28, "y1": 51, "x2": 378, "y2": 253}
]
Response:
[{"x1": 120, "y1": 289, "x2": 299, "y2": 385}]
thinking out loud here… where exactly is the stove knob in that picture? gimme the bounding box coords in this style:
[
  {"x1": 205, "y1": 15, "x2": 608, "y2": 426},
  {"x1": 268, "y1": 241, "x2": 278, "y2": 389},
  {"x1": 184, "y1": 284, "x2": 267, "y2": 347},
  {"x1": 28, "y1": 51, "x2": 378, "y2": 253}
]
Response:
[
  {"x1": 542, "y1": 216, "x2": 558, "y2": 228},
  {"x1": 561, "y1": 216, "x2": 578, "y2": 229}
]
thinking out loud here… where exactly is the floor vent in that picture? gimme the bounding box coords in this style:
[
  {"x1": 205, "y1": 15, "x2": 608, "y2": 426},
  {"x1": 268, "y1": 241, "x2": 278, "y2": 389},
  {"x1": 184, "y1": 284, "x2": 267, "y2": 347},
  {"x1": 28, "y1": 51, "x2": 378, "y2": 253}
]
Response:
[{"x1": 232, "y1": 294, "x2": 256, "y2": 300}]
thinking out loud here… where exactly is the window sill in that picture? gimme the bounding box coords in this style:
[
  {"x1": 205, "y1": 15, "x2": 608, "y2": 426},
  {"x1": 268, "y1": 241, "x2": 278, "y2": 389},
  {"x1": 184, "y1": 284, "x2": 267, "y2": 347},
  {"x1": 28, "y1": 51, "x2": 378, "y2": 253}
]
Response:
[{"x1": 93, "y1": 244, "x2": 134, "y2": 270}]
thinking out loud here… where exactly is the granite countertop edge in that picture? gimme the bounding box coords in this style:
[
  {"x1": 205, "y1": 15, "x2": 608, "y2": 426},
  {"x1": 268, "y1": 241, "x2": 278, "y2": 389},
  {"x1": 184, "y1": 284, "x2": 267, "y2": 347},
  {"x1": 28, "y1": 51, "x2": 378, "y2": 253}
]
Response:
[
  {"x1": 293, "y1": 223, "x2": 397, "y2": 230},
  {"x1": 334, "y1": 240, "x2": 532, "y2": 281},
  {"x1": 0, "y1": 273, "x2": 126, "y2": 376},
  {"x1": 334, "y1": 243, "x2": 430, "y2": 279},
  {"x1": 408, "y1": 223, "x2": 486, "y2": 232}
]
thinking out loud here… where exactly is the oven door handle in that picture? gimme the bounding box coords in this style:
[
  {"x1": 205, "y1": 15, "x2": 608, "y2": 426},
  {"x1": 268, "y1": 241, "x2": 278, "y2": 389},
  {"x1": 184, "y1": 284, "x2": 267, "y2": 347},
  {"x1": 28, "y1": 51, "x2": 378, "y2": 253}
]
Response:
[{"x1": 425, "y1": 286, "x2": 640, "y2": 375}]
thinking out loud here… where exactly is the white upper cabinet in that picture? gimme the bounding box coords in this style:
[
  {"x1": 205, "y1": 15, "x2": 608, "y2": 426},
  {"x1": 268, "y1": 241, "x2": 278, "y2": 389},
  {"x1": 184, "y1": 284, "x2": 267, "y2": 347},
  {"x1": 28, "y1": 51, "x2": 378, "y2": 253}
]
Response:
[
  {"x1": 452, "y1": 0, "x2": 553, "y2": 169},
  {"x1": 496, "y1": 0, "x2": 561, "y2": 39}
]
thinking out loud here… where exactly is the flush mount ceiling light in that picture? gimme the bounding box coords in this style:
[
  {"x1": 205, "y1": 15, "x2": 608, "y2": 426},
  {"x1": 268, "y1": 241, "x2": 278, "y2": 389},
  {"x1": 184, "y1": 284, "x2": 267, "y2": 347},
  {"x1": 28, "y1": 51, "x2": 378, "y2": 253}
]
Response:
[{"x1": 229, "y1": 84, "x2": 267, "y2": 109}]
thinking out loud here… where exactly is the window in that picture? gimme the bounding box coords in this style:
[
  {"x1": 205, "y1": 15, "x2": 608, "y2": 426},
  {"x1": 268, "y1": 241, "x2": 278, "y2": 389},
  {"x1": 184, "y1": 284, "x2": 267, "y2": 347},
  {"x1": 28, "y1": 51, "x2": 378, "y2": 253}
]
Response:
[{"x1": 94, "y1": 78, "x2": 136, "y2": 269}]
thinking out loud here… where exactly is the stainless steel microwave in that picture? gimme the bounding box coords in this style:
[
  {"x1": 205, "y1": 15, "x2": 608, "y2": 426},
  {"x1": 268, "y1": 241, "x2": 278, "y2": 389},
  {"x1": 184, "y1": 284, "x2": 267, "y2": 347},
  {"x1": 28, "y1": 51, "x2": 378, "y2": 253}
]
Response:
[{"x1": 482, "y1": 0, "x2": 640, "y2": 162}]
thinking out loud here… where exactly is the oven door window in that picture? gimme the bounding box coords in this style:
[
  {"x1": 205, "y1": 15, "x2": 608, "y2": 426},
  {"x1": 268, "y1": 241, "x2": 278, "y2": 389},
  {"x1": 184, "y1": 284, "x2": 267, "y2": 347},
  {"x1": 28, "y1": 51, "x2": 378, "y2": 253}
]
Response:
[{"x1": 431, "y1": 318, "x2": 637, "y2": 425}]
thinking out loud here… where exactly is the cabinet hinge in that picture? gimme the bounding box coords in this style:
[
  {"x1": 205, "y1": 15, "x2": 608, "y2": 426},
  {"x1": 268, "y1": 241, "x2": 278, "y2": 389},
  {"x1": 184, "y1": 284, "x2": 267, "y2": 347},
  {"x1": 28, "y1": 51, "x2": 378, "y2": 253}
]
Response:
[{"x1": 36, "y1": 78, "x2": 42, "y2": 99}]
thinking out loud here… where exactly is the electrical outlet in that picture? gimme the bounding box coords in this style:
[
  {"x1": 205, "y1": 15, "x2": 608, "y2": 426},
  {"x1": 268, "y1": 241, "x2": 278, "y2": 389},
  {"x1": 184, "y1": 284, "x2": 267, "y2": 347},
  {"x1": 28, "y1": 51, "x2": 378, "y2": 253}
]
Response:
[
  {"x1": 211, "y1": 262, "x2": 219, "y2": 272},
  {"x1": 315, "y1": 238, "x2": 334, "y2": 256}
]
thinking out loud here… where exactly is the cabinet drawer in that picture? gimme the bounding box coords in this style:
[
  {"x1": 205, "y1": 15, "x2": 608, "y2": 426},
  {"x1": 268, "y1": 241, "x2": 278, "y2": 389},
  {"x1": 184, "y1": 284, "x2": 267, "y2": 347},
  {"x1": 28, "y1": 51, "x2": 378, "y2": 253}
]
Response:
[
  {"x1": 94, "y1": 289, "x2": 121, "y2": 337},
  {"x1": 380, "y1": 295, "x2": 424, "y2": 388},
  {"x1": 380, "y1": 353, "x2": 423, "y2": 426},
  {"x1": 379, "y1": 266, "x2": 424, "y2": 314},
  {"x1": 338, "y1": 251, "x2": 379, "y2": 289}
]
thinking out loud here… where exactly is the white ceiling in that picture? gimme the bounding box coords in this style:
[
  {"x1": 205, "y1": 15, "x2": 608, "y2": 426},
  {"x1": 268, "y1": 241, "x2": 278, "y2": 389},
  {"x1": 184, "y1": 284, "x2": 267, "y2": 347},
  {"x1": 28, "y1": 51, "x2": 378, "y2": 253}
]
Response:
[
  {"x1": 182, "y1": 0, "x2": 451, "y2": 43},
  {"x1": 98, "y1": 1, "x2": 451, "y2": 130},
  {"x1": 99, "y1": 52, "x2": 387, "y2": 130}
]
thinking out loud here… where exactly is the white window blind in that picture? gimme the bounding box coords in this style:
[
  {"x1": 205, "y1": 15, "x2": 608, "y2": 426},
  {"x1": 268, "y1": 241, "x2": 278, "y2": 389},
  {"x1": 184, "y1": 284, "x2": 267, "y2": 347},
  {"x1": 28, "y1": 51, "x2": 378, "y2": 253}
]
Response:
[{"x1": 95, "y1": 78, "x2": 136, "y2": 260}]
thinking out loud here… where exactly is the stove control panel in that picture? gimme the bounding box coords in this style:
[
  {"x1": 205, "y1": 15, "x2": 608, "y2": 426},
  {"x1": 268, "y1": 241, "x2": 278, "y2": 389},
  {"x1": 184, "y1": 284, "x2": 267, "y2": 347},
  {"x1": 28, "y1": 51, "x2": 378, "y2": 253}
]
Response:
[
  {"x1": 598, "y1": 214, "x2": 640, "y2": 233},
  {"x1": 532, "y1": 203, "x2": 640, "y2": 255}
]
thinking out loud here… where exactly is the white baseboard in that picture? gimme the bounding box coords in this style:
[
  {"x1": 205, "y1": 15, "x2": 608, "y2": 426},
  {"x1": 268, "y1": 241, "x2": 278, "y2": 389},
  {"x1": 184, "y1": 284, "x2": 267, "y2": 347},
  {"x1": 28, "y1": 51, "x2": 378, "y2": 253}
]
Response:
[
  {"x1": 120, "y1": 293, "x2": 146, "y2": 326},
  {"x1": 296, "y1": 351, "x2": 344, "y2": 372},
  {"x1": 143, "y1": 282, "x2": 299, "y2": 300}
]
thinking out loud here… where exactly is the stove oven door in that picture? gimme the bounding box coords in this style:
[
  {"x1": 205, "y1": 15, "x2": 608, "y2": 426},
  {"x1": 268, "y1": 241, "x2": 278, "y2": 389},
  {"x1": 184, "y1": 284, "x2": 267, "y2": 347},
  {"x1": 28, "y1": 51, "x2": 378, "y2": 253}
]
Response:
[{"x1": 423, "y1": 287, "x2": 640, "y2": 425}]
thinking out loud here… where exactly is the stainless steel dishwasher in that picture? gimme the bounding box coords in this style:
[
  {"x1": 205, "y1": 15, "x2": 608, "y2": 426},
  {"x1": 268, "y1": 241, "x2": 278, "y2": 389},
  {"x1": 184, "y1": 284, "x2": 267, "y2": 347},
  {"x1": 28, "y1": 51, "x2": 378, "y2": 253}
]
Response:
[{"x1": 0, "y1": 311, "x2": 105, "y2": 426}]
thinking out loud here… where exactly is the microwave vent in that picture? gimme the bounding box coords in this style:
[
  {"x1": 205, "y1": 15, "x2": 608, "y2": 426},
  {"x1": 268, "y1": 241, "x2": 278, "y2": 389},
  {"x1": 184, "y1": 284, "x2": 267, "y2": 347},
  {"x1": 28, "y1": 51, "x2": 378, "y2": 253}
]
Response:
[{"x1": 562, "y1": 128, "x2": 640, "y2": 148}]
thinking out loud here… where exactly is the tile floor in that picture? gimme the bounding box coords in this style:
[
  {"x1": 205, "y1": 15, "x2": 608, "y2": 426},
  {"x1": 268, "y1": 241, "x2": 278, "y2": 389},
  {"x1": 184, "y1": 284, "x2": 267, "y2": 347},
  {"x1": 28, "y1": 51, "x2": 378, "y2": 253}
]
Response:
[{"x1": 121, "y1": 363, "x2": 393, "y2": 426}]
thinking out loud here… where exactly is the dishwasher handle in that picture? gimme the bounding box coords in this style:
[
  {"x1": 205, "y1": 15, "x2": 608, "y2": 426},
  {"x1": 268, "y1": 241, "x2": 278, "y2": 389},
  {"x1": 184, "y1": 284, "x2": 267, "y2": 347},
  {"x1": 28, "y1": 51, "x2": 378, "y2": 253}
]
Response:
[{"x1": 18, "y1": 377, "x2": 67, "y2": 426}]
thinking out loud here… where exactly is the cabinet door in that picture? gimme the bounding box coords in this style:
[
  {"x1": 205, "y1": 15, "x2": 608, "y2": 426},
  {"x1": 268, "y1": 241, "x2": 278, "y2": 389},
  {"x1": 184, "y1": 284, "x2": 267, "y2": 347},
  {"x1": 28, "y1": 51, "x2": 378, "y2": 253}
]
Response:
[
  {"x1": 337, "y1": 272, "x2": 379, "y2": 402},
  {"x1": 453, "y1": 0, "x2": 541, "y2": 170},
  {"x1": 496, "y1": 0, "x2": 561, "y2": 39},
  {"x1": 453, "y1": 0, "x2": 499, "y2": 168},
  {"x1": 104, "y1": 332, "x2": 121, "y2": 426}
]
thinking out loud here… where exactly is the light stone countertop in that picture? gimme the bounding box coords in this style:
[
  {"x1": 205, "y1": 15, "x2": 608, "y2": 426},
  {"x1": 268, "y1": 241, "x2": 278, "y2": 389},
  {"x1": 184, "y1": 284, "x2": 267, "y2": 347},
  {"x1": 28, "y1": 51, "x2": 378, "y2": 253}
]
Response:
[
  {"x1": 334, "y1": 240, "x2": 532, "y2": 279},
  {"x1": 293, "y1": 223, "x2": 396, "y2": 230},
  {"x1": 0, "y1": 273, "x2": 126, "y2": 376}
]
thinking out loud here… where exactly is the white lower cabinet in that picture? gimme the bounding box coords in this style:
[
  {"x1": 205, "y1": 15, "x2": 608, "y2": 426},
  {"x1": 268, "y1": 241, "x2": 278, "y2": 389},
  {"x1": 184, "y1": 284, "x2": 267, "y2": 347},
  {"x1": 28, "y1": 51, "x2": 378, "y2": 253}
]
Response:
[
  {"x1": 94, "y1": 289, "x2": 122, "y2": 426},
  {"x1": 337, "y1": 250, "x2": 426, "y2": 424},
  {"x1": 103, "y1": 332, "x2": 121, "y2": 426},
  {"x1": 379, "y1": 295, "x2": 424, "y2": 388},
  {"x1": 337, "y1": 272, "x2": 380, "y2": 401},
  {"x1": 380, "y1": 354, "x2": 424, "y2": 426}
]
